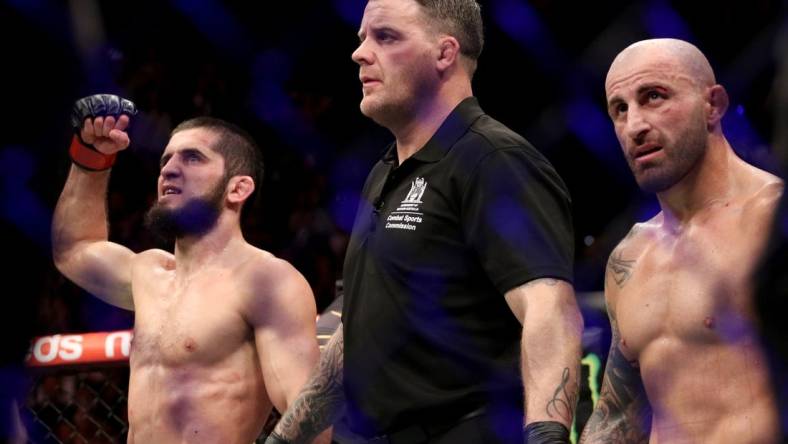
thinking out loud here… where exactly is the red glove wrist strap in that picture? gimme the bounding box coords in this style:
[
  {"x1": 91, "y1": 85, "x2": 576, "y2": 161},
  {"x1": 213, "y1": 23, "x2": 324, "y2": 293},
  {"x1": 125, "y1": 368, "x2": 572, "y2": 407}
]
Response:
[{"x1": 69, "y1": 135, "x2": 117, "y2": 171}]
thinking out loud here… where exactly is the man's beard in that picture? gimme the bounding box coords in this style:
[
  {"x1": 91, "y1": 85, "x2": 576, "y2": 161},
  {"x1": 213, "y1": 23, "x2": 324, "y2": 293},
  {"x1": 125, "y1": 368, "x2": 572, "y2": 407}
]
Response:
[
  {"x1": 631, "y1": 110, "x2": 709, "y2": 194},
  {"x1": 144, "y1": 177, "x2": 227, "y2": 244}
]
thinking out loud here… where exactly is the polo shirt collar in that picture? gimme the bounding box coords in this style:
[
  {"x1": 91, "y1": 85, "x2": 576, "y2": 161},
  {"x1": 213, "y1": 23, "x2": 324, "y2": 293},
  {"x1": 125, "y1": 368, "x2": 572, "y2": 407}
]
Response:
[{"x1": 381, "y1": 96, "x2": 485, "y2": 165}]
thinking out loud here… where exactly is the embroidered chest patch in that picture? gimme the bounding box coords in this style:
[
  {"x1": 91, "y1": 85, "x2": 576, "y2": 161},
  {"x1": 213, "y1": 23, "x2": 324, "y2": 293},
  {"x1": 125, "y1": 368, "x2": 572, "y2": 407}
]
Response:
[{"x1": 385, "y1": 177, "x2": 427, "y2": 231}]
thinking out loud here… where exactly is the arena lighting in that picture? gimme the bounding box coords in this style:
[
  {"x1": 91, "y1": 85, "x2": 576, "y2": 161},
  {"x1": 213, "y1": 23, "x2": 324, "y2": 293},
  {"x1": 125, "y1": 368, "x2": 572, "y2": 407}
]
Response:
[
  {"x1": 68, "y1": 0, "x2": 118, "y2": 92},
  {"x1": 490, "y1": 0, "x2": 565, "y2": 75},
  {"x1": 641, "y1": 0, "x2": 692, "y2": 41},
  {"x1": 490, "y1": 0, "x2": 630, "y2": 173},
  {"x1": 170, "y1": 0, "x2": 253, "y2": 61},
  {"x1": 6, "y1": 0, "x2": 70, "y2": 39},
  {"x1": 332, "y1": 0, "x2": 365, "y2": 27},
  {"x1": 249, "y1": 49, "x2": 334, "y2": 161},
  {"x1": 0, "y1": 147, "x2": 51, "y2": 250},
  {"x1": 563, "y1": 97, "x2": 627, "y2": 173},
  {"x1": 723, "y1": 111, "x2": 770, "y2": 168}
]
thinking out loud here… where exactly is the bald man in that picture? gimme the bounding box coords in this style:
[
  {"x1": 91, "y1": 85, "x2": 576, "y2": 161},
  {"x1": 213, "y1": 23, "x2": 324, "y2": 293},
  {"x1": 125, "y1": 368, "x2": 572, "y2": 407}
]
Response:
[{"x1": 579, "y1": 39, "x2": 783, "y2": 443}]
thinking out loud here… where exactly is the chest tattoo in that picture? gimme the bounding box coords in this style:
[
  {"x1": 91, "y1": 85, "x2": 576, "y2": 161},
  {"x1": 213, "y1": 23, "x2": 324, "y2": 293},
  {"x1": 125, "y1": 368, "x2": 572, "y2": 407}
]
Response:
[{"x1": 608, "y1": 250, "x2": 636, "y2": 288}]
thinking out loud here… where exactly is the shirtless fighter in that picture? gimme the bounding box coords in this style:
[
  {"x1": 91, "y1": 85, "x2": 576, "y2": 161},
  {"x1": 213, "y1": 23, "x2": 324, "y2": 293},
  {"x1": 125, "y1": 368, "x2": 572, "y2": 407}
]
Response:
[
  {"x1": 52, "y1": 94, "x2": 328, "y2": 443},
  {"x1": 579, "y1": 39, "x2": 783, "y2": 443}
]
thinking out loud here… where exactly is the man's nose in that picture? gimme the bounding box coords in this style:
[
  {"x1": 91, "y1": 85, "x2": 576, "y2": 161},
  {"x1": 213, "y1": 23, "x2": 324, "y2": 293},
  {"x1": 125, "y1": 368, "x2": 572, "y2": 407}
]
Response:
[
  {"x1": 352, "y1": 39, "x2": 373, "y2": 66},
  {"x1": 625, "y1": 107, "x2": 651, "y2": 143},
  {"x1": 160, "y1": 157, "x2": 180, "y2": 179}
]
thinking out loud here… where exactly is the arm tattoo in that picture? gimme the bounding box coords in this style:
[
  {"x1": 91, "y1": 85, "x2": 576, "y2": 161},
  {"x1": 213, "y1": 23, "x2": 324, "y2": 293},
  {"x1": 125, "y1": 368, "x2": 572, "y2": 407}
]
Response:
[
  {"x1": 546, "y1": 367, "x2": 579, "y2": 423},
  {"x1": 579, "y1": 324, "x2": 650, "y2": 443},
  {"x1": 607, "y1": 250, "x2": 635, "y2": 288},
  {"x1": 274, "y1": 329, "x2": 345, "y2": 443}
]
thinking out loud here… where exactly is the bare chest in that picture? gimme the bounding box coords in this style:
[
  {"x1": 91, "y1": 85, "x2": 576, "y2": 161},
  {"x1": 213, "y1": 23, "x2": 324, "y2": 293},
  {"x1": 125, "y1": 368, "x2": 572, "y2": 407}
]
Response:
[
  {"x1": 613, "y1": 222, "x2": 766, "y2": 359},
  {"x1": 129, "y1": 269, "x2": 252, "y2": 366}
]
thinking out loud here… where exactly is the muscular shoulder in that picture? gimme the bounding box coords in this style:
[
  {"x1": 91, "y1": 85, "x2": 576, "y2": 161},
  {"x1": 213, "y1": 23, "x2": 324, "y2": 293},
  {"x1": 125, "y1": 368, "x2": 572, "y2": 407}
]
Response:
[
  {"x1": 239, "y1": 248, "x2": 316, "y2": 319},
  {"x1": 245, "y1": 249, "x2": 303, "y2": 288},
  {"x1": 611, "y1": 219, "x2": 659, "y2": 257},
  {"x1": 605, "y1": 220, "x2": 658, "y2": 300},
  {"x1": 745, "y1": 177, "x2": 784, "y2": 215}
]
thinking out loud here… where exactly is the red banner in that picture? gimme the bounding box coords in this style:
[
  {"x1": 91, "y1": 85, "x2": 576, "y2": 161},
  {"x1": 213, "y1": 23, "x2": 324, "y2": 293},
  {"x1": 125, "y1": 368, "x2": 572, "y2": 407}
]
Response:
[{"x1": 26, "y1": 330, "x2": 133, "y2": 367}]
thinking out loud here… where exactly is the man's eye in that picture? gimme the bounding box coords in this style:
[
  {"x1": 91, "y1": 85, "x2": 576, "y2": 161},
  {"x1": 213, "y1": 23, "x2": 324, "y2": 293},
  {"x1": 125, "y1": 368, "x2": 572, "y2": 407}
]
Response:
[
  {"x1": 612, "y1": 103, "x2": 627, "y2": 116},
  {"x1": 648, "y1": 91, "x2": 663, "y2": 100}
]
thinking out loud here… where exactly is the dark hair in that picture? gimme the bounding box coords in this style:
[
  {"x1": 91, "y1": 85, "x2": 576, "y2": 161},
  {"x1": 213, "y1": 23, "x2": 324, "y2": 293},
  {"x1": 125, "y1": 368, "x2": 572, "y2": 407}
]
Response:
[
  {"x1": 415, "y1": 0, "x2": 484, "y2": 61},
  {"x1": 171, "y1": 117, "x2": 264, "y2": 205}
]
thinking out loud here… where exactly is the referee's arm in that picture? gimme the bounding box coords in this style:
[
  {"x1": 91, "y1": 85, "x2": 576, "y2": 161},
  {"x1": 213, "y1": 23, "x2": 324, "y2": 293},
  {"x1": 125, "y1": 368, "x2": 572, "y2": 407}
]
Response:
[{"x1": 505, "y1": 278, "x2": 583, "y2": 433}]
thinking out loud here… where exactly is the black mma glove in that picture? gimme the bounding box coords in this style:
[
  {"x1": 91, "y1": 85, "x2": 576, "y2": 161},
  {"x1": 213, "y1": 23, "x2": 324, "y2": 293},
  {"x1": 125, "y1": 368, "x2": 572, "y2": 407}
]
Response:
[
  {"x1": 524, "y1": 421, "x2": 570, "y2": 444},
  {"x1": 69, "y1": 94, "x2": 137, "y2": 171}
]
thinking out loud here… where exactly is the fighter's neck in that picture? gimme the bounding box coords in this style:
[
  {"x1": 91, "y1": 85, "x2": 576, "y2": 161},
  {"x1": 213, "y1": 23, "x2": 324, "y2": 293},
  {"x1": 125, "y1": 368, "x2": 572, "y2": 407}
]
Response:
[
  {"x1": 392, "y1": 86, "x2": 472, "y2": 165},
  {"x1": 173, "y1": 218, "x2": 245, "y2": 276},
  {"x1": 657, "y1": 136, "x2": 748, "y2": 225}
]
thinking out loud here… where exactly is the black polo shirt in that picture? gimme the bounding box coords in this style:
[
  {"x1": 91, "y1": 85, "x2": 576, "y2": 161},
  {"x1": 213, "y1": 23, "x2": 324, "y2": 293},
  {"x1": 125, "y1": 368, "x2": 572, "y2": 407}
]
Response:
[{"x1": 342, "y1": 97, "x2": 574, "y2": 437}]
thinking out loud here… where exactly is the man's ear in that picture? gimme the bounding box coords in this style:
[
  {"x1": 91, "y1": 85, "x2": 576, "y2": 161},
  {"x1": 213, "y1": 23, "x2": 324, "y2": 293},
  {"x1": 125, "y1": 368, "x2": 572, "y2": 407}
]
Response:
[
  {"x1": 436, "y1": 35, "x2": 461, "y2": 73},
  {"x1": 706, "y1": 84, "x2": 729, "y2": 129},
  {"x1": 227, "y1": 175, "x2": 255, "y2": 204}
]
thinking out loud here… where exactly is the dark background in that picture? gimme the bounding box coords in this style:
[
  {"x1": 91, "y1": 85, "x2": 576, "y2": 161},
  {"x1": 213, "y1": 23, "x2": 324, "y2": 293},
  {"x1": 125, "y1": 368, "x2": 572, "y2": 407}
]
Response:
[{"x1": 1, "y1": 0, "x2": 786, "y2": 365}]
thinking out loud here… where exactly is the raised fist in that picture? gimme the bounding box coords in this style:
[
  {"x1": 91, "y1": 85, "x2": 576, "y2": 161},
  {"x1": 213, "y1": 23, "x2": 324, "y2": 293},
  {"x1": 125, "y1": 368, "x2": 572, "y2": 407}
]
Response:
[{"x1": 71, "y1": 94, "x2": 138, "y2": 155}]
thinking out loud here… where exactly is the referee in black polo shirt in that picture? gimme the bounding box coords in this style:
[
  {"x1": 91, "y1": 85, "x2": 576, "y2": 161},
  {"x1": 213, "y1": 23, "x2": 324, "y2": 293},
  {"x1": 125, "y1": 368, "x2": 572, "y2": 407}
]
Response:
[{"x1": 265, "y1": 0, "x2": 583, "y2": 443}]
